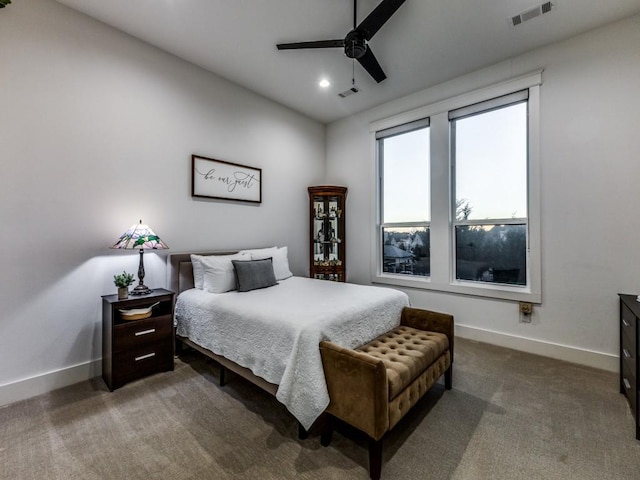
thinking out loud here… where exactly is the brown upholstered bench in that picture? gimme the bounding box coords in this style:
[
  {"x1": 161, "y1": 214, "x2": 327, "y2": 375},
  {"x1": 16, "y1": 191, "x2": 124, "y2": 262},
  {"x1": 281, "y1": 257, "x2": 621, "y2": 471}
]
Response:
[{"x1": 320, "y1": 306, "x2": 453, "y2": 480}]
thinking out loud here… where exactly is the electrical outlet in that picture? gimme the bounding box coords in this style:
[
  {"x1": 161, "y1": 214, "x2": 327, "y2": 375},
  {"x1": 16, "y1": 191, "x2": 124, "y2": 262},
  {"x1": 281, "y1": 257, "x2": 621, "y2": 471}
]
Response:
[
  {"x1": 519, "y1": 302, "x2": 533, "y2": 323},
  {"x1": 519, "y1": 302, "x2": 533, "y2": 314}
]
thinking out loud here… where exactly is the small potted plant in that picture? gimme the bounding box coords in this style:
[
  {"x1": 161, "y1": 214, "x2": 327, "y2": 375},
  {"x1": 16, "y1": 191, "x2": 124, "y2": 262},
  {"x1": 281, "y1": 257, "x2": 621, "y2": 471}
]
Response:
[{"x1": 114, "y1": 271, "x2": 135, "y2": 300}]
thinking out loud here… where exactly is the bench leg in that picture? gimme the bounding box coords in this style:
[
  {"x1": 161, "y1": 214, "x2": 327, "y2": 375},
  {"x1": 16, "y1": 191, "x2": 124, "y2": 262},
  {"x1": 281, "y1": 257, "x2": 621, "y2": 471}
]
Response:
[
  {"x1": 369, "y1": 438, "x2": 383, "y2": 480},
  {"x1": 445, "y1": 365, "x2": 453, "y2": 390},
  {"x1": 320, "y1": 414, "x2": 333, "y2": 447}
]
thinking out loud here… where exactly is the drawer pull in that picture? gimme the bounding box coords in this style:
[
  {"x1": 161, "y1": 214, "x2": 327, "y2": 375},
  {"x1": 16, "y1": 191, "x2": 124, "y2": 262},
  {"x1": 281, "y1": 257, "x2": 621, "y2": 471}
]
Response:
[
  {"x1": 135, "y1": 352, "x2": 156, "y2": 362},
  {"x1": 624, "y1": 378, "x2": 631, "y2": 390},
  {"x1": 135, "y1": 329, "x2": 156, "y2": 336},
  {"x1": 622, "y1": 318, "x2": 631, "y2": 328},
  {"x1": 623, "y1": 349, "x2": 632, "y2": 359}
]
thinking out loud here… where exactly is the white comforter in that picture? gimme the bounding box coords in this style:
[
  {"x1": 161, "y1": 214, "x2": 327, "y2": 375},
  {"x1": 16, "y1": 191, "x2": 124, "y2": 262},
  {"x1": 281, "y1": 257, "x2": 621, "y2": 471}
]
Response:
[{"x1": 174, "y1": 276, "x2": 409, "y2": 429}]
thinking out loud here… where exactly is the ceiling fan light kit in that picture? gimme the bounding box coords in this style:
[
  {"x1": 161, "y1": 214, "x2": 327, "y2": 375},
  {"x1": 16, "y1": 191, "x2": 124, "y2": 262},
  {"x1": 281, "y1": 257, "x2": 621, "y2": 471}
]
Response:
[{"x1": 276, "y1": 0, "x2": 407, "y2": 84}]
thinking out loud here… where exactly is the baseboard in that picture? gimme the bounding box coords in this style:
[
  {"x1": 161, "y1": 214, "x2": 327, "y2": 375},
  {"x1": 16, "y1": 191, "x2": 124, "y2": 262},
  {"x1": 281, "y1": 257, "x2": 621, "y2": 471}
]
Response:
[
  {"x1": 0, "y1": 327, "x2": 618, "y2": 407},
  {"x1": 456, "y1": 324, "x2": 618, "y2": 372},
  {"x1": 0, "y1": 359, "x2": 102, "y2": 408}
]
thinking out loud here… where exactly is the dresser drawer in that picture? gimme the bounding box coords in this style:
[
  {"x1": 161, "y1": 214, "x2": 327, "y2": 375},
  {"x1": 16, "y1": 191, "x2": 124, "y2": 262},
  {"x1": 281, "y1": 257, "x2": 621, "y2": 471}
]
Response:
[
  {"x1": 112, "y1": 340, "x2": 174, "y2": 387},
  {"x1": 620, "y1": 335, "x2": 637, "y2": 380},
  {"x1": 622, "y1": 304, "x2": 637, "y2": 339},
  {"x1": 622, "y1": 346, "x2": 637, "y2": 386},
  {"x1": 622, "y1": 362, "x2": 637, "y2": 419},
  {"x1": 113, "y1": 315, "x2": 173, "y2": 352},
  {"x1": 622, "y1": 329, "x2": 637, "y2": 366}
]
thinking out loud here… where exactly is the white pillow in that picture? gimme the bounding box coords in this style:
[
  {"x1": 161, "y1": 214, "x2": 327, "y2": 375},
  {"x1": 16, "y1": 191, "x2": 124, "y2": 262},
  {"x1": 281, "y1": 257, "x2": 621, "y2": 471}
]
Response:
[
  {"x1": 245, "y1": 246, "x2": 293, "y2": 281},
  {"x1": 200, "y1": 252, "x2": 249, "y2": 293},
  {"x1": 239, "y1": 246, "x2": 278, "y2": 258},
  {"x1": 190, "y1": 254, "x2": 206, "y2": 289}
]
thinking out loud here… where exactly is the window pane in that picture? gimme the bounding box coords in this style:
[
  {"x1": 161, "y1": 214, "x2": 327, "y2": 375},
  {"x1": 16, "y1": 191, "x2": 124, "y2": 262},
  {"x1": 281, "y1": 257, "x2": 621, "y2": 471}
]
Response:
[
  {"x1": 455, "y1": 224, "x2": 526, "y2": 285},
  {"x1": 454, "y1": 102, "x2": 527, "y2": 220},
  {"x1": 381, "y1": 128, "x2": 430, "y2": 223},
  {"x1": 383, "y1": 227, "x2": 430, "y2": 277}
]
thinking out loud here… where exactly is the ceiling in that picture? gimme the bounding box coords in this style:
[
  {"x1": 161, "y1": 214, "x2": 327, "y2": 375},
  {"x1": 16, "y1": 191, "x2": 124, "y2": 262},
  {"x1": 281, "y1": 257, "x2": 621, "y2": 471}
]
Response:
[{"x1": 56, "y1": 0, "x2": 640, "y2": 124}]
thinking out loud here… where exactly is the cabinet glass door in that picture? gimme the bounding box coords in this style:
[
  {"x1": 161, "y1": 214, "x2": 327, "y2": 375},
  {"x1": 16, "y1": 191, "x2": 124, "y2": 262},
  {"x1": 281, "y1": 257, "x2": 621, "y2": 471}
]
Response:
[{"x1": 313, "y1": 195, "x2": 343, "y2": 267}]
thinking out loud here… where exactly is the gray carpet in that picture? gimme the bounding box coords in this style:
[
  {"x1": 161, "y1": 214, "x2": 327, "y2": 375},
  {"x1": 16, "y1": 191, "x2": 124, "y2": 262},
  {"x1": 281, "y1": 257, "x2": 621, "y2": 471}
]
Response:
[{"x1": 2, "y1": 338, "x2": 639, "y2": 479}]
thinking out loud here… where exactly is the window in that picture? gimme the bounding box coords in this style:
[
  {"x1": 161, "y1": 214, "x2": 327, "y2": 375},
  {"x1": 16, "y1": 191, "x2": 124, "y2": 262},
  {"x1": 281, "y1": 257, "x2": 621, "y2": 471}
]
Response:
[
  {"x1": 377, "y1": 119, "x2": 430, "y2": 277},
  {"x1": 372, "y1": 72, "x2": 541, "y2": 302},
  {"x1": 451, "y1": 91, "x2": 528, "y2": 286}
]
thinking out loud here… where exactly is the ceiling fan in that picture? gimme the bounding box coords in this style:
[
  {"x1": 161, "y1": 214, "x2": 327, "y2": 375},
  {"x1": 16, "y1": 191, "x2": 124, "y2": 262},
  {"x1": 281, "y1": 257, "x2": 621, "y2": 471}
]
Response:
[{"x1": 276, "y1": 0, "x2": 407, "y2": 83}]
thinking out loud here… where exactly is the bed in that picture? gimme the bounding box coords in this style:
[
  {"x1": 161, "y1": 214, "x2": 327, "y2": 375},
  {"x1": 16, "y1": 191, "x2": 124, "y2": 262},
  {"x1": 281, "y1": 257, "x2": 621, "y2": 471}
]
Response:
[{"x1": 167, "y1": 249, "x2": 410, "y2": 431}]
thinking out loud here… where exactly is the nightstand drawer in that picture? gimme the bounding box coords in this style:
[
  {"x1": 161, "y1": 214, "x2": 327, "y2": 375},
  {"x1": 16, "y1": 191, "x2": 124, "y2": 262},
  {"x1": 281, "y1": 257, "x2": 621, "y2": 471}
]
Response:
[
  {"x1": 113, "y1": 315, "x2": 173, "y2": 352},
  {"x1": 112, "y1": 340, "x2": 174, "y2": 386}
]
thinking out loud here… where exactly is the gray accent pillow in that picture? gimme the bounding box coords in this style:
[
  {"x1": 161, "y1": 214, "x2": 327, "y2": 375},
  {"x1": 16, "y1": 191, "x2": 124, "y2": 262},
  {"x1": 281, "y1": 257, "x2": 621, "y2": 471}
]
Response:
[{"x1": 231, "y1": 258, "x2": 278, "y2": 292}]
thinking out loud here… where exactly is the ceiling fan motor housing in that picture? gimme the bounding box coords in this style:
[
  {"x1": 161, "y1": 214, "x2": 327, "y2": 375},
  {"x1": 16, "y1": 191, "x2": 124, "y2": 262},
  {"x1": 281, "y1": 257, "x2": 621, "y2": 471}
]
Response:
[{"x1": 344, "y1": 31, "x2": 367, "y2": 59}]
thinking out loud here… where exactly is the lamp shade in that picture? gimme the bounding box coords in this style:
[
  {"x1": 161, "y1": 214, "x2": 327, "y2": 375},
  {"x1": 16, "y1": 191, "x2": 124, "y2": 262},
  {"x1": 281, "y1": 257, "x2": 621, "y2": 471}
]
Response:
[
  {"x1": 110, "y1": 220, "x2": 168, "y2": 296},
  {"x1": 111, "y1": 220, "x2": 168, "y2": 250}
]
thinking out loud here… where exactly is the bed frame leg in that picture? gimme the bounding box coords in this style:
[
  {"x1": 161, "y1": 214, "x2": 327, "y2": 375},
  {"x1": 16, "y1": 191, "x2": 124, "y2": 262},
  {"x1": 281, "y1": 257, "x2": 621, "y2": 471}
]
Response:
[
  {"x1": 320, "y1": 414, "x2": 333, "y2": 447},
  {"x1": 445, "y1": 365, "x2": 453, "y2": 390},
  {"x1": 298, "y1": 421, "x2": 309, "y2": 440},
  {"x1": 369, "y1": 437, "x2": 383, "y2": 480},
  {"x1": 174, "y1": 331, "x2": 183, "y2": 355},
  {"x1": 219, "y1": 365, "x2": 227, "y2": 387}
]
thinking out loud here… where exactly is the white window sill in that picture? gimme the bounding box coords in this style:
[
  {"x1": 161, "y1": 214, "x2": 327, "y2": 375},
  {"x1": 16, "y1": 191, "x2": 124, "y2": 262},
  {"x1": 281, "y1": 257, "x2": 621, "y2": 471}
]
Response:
[{"x1": 372, "y1": 273, "x2": 541, "y2": 304}]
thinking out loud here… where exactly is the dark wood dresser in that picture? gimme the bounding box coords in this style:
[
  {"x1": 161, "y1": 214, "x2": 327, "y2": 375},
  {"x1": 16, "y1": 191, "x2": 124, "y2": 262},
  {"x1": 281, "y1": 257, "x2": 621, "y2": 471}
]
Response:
[
  {"x1": 102, "y1": 288, "x2": 175, "y2": 391},
  {"x1": 619, "y1": 293, "x2": 640, "y2": 440}
]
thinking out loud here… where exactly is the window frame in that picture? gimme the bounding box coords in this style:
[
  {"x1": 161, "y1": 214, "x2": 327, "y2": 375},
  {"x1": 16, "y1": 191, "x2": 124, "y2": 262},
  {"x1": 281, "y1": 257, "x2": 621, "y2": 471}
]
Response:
[
  {"x1": 370, "y1": 71, "x2": 542, "y2": 303},
  {"x1": 377, "y1": 118, "x2": 431, "y2": 278},
  {"x1": 450, "y1": 91, "x2": 529, "y2": 289}
]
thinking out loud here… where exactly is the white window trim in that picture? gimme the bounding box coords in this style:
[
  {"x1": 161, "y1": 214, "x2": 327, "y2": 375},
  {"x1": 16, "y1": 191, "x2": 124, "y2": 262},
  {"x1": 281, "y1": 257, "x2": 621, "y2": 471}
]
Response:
[{"x1": 370, "y1": 71, "x2": 542, "y2": 303}]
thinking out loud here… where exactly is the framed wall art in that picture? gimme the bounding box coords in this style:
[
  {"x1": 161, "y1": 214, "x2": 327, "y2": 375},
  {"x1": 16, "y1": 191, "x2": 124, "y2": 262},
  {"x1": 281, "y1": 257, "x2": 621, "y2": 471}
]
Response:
[{"x1": 191, "y1": 155, "x2": 262, "y2": 204}]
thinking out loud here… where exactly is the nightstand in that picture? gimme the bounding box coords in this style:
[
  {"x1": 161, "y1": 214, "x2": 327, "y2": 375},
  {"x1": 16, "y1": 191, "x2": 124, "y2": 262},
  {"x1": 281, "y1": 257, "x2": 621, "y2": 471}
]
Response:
[{"x1": 102, "y1": 288, "x2": 175, "y2": 391}]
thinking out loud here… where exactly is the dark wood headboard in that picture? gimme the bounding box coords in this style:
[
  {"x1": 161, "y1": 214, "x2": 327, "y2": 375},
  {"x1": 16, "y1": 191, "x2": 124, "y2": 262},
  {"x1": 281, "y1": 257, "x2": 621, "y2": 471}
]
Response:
[{"x1": 166, "y1": 250, "x2": 238, "y2": 295}]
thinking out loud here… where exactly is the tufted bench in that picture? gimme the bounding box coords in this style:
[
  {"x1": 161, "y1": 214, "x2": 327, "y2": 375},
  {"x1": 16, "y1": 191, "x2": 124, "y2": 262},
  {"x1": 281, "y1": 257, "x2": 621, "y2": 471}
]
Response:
[{"x1": 320, "y1": 306, "x2": 453, "y2": 480}]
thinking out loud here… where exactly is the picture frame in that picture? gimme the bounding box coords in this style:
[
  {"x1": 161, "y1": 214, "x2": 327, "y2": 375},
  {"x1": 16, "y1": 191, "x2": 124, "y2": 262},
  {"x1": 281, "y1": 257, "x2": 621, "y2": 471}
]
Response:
[{"x1": 191, "y1": 155, "x2": 262, "y2": 204}]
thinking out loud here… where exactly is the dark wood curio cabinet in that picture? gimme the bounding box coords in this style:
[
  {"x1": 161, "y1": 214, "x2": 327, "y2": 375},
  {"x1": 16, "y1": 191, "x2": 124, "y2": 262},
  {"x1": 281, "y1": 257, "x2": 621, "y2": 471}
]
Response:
[{"x1": 309, "y1": 186, "x2": 347, "y2": 282}]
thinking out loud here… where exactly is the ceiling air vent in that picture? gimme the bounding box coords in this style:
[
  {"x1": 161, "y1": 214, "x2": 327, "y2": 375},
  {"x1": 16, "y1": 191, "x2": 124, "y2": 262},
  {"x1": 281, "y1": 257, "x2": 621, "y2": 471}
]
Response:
[
  {"x1": 510, "y1": 1, "x2": 555, "y2": 27},
  {"x1": 338, "y1": 87, "x2": 360, "y2": 98}
]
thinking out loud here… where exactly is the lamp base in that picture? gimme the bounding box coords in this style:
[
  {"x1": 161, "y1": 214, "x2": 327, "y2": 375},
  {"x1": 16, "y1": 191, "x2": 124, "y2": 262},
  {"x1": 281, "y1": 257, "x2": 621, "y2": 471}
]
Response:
[{"x1": 130, "y1": 284, "x2": 152, "y2": 296}]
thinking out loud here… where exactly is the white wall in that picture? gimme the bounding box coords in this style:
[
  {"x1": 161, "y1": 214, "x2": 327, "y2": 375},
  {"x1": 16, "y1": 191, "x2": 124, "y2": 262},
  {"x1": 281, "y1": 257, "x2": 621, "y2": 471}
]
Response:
[
  {"x1": 0, "y1": 0, "x2": 325, "y2": 404},
  {"x1": 326, "y1": 14, "x2": 640, "y2": 371}
]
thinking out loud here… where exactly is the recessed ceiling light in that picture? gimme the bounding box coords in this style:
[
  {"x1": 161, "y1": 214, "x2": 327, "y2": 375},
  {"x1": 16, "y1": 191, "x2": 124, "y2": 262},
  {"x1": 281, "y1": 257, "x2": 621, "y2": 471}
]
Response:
[{"x1": 319, "y1": 79, "x2": 331, "y2": 88}]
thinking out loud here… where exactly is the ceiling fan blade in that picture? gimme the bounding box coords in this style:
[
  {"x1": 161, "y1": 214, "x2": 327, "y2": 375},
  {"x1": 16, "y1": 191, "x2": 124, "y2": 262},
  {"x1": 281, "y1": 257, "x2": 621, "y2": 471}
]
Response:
[
  {"x1": 355, "y1": 0, "x2": 406, "y2": 41},
  {"x1": 357, "y1": 47, "x2": 387, "y2": 83},
  {"x1": 276, "y1": 39, "x2": 345, "y2": 50}
]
